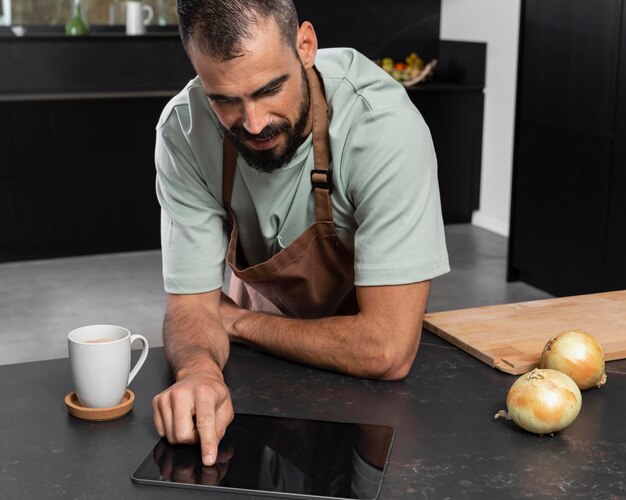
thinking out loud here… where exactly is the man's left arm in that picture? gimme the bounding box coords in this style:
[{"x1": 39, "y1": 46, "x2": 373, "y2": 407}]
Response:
[{"x1": 220, "y1": 280, "x2": 430, "y2": 380}]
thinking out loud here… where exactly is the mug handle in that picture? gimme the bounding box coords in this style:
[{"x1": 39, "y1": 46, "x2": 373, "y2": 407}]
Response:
[
  {"x1": 128, "y1": 334, "x2": 149, "y2": 385},
  {"x1": 142, "y1": 4, "x2": 154, "y2": 26}
]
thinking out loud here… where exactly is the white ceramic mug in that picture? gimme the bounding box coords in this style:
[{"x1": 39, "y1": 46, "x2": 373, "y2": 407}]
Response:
[
  {"x1": 68, "y1": 325, "x2": 149, "y2": 408},
  {"x1": 126, "y1": 1, "x2": 153, "y2": 35}
]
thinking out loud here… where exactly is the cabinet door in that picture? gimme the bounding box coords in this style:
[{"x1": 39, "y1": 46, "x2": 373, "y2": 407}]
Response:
[
  {"x1": 0, "y1": 103, "x2": 15, "y2": 251},
  {"x1": 5, "y1": 97, "x2": 165, "y2": 259},
  {"x1": 293, "y1": 0, "x2": 441, "y2": 61},
  {"x1": 46, "y1": 99, "x2": 163, "y2": 246},
  {"x1": 11, "y1": 101, "x2": 55, "y2": 249},
  {"x1": 409, "y1": 90, "x2": 484, "y2": 224},
  {"x1": 517, "y1": 0, "x2": 621, "y2": 136},
  {"x1": 511, "y1": 121, "x2": 613, "y2": 295},
  {"x1": 509, "y1": 0, "x2": 622, "y2": 296},
  {"x1": 605, "y1": 8, "x2": 626, "y2": 290}
]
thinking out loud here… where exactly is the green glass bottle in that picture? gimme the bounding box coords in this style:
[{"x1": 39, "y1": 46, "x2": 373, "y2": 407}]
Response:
[{"x1": 65, "y1": 0, "x2": 89, "y2": 36}]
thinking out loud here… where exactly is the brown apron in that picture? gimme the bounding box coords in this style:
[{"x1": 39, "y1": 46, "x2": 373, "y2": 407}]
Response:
[{"x1": 222, "y1": 67, "x2": 357, "y2": 319}]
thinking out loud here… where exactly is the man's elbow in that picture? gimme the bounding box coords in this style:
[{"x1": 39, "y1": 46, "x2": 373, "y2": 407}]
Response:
[
  {"x1": 367, "y1": 342, "x2": 419, "y2": 381},
  {"x1": 380, "y1": 356, "x2": 415, "y2": 381}
]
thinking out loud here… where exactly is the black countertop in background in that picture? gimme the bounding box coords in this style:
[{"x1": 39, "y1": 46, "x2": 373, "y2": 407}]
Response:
[
  {"x1": 0, "y1": 17, "x2": 483, "y2": 99},
  {"x1": 0, "y1": 24, "x2": 179, "y2": 35},
  {"x1": 1, "y1": 332, "x2": 624, "y2": 499},
  {"x1": 0, "y1": 26, "x2": 194, "y2": 96}
]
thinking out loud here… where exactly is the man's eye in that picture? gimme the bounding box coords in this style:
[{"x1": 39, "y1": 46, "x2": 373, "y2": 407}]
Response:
[
  {"x1": 263, "y1": 86, "x2": 281, "y2": 96},
  {"x1": 208, "y1": 96, "x2": 236, "y2": 106}
]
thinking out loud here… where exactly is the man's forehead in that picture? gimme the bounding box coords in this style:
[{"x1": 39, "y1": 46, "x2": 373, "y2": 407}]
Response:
[
  {"x1": 196, "y1": 54, "x2": 295, "y2": 94},
  {"x1": 191, "y1": 35, "x2": 298, "y2": 94},
  {"x1": 205, "y1": 74, "x2": 291, "y2": 102}
]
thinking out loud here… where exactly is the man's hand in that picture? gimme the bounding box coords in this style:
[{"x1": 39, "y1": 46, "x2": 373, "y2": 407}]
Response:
[
  {"x1": 152, "y1": 365, "x2": 234, "y2": 467},
  {"x1": 154, "y1": 291, "x2": 234, "y2": 467}
]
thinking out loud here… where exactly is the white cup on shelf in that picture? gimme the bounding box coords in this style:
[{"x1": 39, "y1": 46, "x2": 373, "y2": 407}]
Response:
[{"x1": 126, "y1": 1, "x2": 153, "y2": 36}]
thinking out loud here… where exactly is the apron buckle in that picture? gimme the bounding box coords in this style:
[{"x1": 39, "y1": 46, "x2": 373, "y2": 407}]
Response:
[{"x1": 311, "y1": 169, "x2": 334, "y2": 194}]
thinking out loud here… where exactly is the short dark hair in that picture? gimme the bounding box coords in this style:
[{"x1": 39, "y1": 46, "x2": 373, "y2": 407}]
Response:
[{"x1": 177, "y1": 0, "x2": 300, "y2": 60}]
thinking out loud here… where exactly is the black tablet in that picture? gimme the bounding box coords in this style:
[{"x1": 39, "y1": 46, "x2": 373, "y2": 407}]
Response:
[{"x1": 131, "y1": 413, "x2": 394, "y2": 500}]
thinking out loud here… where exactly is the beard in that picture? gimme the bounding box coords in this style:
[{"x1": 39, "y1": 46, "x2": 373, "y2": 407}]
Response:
[{"x1": 218, "y1": 65, "x2": 311, "y2": 174}]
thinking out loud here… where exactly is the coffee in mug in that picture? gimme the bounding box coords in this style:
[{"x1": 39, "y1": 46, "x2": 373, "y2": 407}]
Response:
[{"x1": 68, "y1": 325, "x2": 149, "y2": 408}]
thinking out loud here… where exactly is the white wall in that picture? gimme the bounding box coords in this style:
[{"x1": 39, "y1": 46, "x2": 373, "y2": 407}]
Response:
[
  {"x1": 0, "y1": 0, "x2": 11, "y2": 25},
  {"x1": 440, "y1": 0, "x2": 521, "y2": 236}
]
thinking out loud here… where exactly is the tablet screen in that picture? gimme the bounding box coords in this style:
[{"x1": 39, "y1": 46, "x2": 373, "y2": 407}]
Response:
[{"x1": 132, "y1": 413, "x2": 394, "y2": 500}]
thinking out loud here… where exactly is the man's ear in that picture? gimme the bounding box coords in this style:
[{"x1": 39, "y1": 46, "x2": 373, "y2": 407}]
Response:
[{"x1": 296, "y1": 21, "x2": 318, "y2": 69}]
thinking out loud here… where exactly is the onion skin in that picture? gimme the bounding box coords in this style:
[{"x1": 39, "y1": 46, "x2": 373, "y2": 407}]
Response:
[
  {"x1": 539, "y1": 329, "x2": 607, "y2": 390},
  {"x1": 498, "y1": 368, "x2": 582, "y2": 434}
]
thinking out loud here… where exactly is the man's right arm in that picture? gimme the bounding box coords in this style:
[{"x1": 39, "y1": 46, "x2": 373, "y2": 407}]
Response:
[{"x1": 152, "y1": 290, "x2": 234, "y2": 467}]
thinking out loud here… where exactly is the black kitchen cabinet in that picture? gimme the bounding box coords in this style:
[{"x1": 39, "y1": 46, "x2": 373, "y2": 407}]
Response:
[
  {"x1": 508, "y1": 0, "x2": 626, "y2": 296},
  {"x1": 605, "y1": 7, "x2": 626, "y2": 291},
  {"x1": 0, "y1": 32, "x2": 193, "y2": 262},
  {"x1": 0, "y1": 81, "x2": 484, "y2": 261},
  {"x1": 410, "y1": 88, "x2": 483, "y2": 223},
  {"x1": 408, "y1": 41, "x2": 486, "y2": 224},
  {"x1": 0, "y1": 97, "x2": 166, "y2": 261},
  {"x1": 294, "y1": 0, "x2": 441, "y2": 62}
]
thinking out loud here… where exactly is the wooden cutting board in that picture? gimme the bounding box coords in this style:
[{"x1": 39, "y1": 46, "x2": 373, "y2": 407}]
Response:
[{"x1": 423, "y1": 290, "x2": 626, "y2": 375}]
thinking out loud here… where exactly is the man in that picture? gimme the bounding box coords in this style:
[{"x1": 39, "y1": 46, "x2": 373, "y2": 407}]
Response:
[{"x1": 152, "y1": 0, "x2": 449, "y2": 467}]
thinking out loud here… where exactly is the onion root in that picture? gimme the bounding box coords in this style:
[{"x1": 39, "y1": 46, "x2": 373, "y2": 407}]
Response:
[{"x1": 494, "y1": 409, "x2": 509, "y2": 420}]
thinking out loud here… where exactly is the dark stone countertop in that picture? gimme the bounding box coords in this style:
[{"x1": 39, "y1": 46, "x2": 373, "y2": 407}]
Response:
[{"x1": 1, "y1": 332, "x2": 624, "y2": 499}]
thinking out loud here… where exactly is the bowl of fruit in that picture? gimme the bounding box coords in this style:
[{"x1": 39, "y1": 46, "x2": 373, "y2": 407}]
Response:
[{"x1": 376, "y1": 53, "x2": 438, "y2": 87}]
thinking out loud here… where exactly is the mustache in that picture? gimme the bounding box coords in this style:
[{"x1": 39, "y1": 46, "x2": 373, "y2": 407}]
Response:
[{"x1": 228, "y1": 120, "x2": 291, "y2": 142}]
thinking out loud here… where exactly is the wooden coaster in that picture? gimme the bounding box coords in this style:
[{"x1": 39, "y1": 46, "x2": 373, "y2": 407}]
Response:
[{"x1": 65, "y1": 389, "x2": 135, "y2": 421}]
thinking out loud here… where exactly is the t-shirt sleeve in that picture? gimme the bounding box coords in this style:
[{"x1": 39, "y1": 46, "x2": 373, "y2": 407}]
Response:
[
  {"x1": 155, "y1": 113, "x2": 228, "y2": 294},
  {"x1": 343, "y1": 106, "x2": 450, "y2": 286}
]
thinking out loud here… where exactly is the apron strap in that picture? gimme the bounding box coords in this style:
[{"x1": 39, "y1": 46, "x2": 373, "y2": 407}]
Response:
[
  {"x1": 221, "y1": 66, "x2": 333, "y2": 222},
  {"x1": 307, "y1": 66, "x2": 334, "y2": 223},
  {"x1": 222, "y1": 139, "x2": 238, "y2": 208}
]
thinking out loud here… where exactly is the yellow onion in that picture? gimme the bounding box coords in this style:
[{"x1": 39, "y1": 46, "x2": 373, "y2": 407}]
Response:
[
  {"x1": 539, "y1": 329, "x2": 607, "y2": 390},
  {"x1": 495, "y1": 368, "x2": 582, "y2": 434}
]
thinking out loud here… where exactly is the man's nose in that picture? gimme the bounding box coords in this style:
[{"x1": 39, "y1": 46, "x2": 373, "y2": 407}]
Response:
[{"x1": 242, "y1": 102, "x2": 267, "y2": 136}]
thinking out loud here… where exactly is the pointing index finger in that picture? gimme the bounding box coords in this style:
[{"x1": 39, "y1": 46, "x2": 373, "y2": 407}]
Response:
[{"x1": 194, "y1": 389, "x2": 219, "y2": 466}]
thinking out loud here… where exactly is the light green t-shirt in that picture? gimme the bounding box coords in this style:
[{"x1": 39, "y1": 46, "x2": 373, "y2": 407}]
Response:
[{"x1": 155, "y1": 47, "x2": 449, "y2": 294}]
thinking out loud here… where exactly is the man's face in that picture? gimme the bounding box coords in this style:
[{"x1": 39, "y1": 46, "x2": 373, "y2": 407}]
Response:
[{"x1": 189, "y1": 17, "x2": 312, "y2": 173}]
